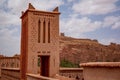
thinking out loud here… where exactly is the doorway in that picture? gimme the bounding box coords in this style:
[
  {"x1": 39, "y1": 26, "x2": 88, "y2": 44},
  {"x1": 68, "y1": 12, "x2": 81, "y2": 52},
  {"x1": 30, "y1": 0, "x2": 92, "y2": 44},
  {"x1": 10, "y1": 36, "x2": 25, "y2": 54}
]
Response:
[{"x1": 40, "y1": 56, "x2": 50, "y2": 77}]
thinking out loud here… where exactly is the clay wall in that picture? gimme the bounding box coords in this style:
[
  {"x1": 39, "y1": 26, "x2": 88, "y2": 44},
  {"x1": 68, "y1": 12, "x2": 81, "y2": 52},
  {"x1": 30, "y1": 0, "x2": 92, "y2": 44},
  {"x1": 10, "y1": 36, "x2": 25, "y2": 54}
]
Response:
[
  {"x1": 0, "y1": 68, "x2": 83, "y2": 80},
  {"x1": 0, "y1": 57, "x2": 20, "y2": 77},
  {"x1": 81, "y1": 62, "x2": 120, "y2": 80},
  {"x1": 59, "y1": 68, "x2": 84, "y2": 80},
  {"x1": 0, "y1": 57, "x2": 20, "y2": 68},
  {"x1": 27, "y1": 73, "x2": 58, "y2": 80},
  {"x1": 1, "y1": 68, "x2": 20, "y2": 80}
]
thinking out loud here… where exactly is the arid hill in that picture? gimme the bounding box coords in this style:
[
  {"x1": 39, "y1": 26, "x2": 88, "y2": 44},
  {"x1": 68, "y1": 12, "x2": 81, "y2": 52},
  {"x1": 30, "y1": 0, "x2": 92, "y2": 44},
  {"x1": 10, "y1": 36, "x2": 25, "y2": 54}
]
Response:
[{"x1": 59, "y1": 35, "x2": 120, "y2": 65}]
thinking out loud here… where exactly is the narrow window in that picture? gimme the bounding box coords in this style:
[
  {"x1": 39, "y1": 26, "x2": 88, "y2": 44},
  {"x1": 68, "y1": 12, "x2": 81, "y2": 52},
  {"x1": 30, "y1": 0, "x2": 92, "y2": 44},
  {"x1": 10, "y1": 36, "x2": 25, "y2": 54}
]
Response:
[
  {"x1": 38, "y1": 20, "x2": 41, "y2": 43},
  {"x1": 48, "y1": 21, "x2": 50, "y2": 43},
  {"x1": 43, "y1": 21, "x2": 46, "y2": 43}
]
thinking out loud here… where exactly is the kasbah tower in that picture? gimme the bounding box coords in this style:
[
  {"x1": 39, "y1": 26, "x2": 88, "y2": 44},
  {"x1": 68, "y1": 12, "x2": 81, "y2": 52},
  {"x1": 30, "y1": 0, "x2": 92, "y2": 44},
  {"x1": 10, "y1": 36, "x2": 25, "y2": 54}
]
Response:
[{"x1": 20, "y1": 3, "x2": 60, "y2": 80}]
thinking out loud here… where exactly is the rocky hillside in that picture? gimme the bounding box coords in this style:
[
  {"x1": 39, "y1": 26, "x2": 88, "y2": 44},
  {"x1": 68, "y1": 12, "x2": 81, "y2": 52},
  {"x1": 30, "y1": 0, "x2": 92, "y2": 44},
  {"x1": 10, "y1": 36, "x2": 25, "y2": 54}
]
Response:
[{"x1": 59, "y1": 35, "x2": 120, "y2": 64}]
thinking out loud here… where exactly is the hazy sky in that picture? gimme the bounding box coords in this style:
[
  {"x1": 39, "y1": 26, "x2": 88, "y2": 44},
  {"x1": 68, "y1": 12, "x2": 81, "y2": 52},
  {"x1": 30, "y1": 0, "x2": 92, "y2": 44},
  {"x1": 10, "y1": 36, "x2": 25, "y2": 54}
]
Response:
[{"x1": 0, "y1": 0, "x2": 120, "y2": 56}]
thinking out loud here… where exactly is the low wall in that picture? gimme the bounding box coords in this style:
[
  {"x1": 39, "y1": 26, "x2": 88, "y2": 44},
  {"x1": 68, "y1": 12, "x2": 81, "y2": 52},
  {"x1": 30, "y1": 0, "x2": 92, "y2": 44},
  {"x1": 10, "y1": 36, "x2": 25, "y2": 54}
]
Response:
[
  {"x1": 0, "y1": 56, "x2": 20, "y2": 77},
  {"x1": 0, "y1": 67, "x2": 84, "y2": 80},
  {"x1": 27, "y1": 73, "x2": 75, "y2": 80},
  {"x1": 1, "y1": 68, "x2": 20, "y2": 80},
  {"x1": 80, "y1": 62, "x2": 120, "y2": 80},
  {"x1": 55, "y1": 74, "x2": 75, "y2": 80},
  {"x1": 27, "y1": 73, "x2": 58, "y2": 80},
  {"x1": 59, "y1": 68, "x2": 84, "y2": 80}
]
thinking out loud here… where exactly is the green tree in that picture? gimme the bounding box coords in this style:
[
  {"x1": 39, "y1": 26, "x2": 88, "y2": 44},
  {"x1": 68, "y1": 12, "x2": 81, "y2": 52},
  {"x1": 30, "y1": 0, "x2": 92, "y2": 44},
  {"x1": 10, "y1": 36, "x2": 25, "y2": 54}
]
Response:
[{"x1": 60, "y1": 59, "x2": 79, "y2": 68}]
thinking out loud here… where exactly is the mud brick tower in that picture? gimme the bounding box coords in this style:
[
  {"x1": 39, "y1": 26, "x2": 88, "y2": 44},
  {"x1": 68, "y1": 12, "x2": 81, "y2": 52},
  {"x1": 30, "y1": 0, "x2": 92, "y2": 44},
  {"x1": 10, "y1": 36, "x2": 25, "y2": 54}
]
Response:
[{"x1": 20, "y1": 3, "x2": 60, "y2": 80}]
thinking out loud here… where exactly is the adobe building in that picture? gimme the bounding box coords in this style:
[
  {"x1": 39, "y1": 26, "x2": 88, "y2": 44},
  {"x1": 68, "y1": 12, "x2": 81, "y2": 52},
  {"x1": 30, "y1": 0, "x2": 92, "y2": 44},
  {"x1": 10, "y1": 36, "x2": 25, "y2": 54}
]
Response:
[
  {"x1": 20, "y1": 3, "x2": 60, "y2": 80},
  {"x1": 80, "y1": 62, "x2": 120, "y2": 80}
]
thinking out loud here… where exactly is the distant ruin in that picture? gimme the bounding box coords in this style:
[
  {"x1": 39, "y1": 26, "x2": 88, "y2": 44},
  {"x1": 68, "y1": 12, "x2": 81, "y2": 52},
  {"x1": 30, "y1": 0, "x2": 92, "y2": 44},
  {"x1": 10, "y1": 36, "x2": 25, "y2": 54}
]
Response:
[{"x1": 60, "y1": 35, "x2": 120, "y2": 64}]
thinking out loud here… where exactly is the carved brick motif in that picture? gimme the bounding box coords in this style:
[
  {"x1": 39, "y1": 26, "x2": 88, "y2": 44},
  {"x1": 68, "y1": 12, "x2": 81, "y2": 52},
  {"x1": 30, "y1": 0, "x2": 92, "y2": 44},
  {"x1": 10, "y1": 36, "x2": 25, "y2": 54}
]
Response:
[{"x1": 30, "y1": 16, "x2": 37, "y2": 52}]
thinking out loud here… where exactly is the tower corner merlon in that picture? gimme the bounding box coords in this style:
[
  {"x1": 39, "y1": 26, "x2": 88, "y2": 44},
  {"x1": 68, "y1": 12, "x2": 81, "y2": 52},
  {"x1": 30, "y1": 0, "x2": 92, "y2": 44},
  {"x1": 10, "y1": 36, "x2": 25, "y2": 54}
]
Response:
[
  {"x1": 53, "y1": 7, "x2": 59, "y2": 12},
  {"x1": 28, "y1": 3, "x2": 35, "y2": 10}
]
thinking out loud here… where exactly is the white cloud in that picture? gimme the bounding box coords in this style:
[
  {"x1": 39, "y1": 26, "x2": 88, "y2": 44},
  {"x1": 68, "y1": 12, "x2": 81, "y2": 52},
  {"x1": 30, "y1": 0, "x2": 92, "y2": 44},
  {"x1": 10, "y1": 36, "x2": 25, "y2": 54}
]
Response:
[
  {"x1": 67, "y1": 0, "x2": 74, "y2": 2},
  {"x1": 103, "y1": 16, "x2": 120, "y2": 29},
  {"x1": 60, "y1": 16, "x2": 102, "y2": 38},
  {"x1": 112, "y1": 21, "x2": 120, "y2": 29},
  {"x1": 7, "y1": 0, "x2": 28, "y2": 15},
  {"x1": 0, "y1": 27, "x2": 20, "y2": 56},
  {"x1": 72, "y1": 0, "x2": 118, "y2": 15},
  {"x1": 30, "y1": 0, "x2": 64, "y2": 10},
  {"x1": 60, "y1": 15, "x2": 120, "y2": 45},
  {"x1": 7, "y1": 0, "x2": 63, "y2": 15},
  {"x1": 0, "y1": 11, "x2": 20, "y2": 25},
  {"x1": 99, "y1": 38, "x2": 120, "y2": 45}
]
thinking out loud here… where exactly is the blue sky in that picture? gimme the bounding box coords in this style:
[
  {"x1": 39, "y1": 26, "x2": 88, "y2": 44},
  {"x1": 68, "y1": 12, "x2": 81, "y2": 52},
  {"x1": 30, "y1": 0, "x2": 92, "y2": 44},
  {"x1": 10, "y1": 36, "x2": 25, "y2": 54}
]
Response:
[{"x1": 0, "y1": 0, "x2": 120, "y2": 56}]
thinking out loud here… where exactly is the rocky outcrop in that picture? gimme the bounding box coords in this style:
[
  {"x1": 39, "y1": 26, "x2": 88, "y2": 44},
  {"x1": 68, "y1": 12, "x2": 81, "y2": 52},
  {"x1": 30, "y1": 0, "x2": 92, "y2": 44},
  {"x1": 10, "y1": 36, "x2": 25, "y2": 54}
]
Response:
[{"x1": 59, "y1": 36, "x2": 120, "y2": 64}]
